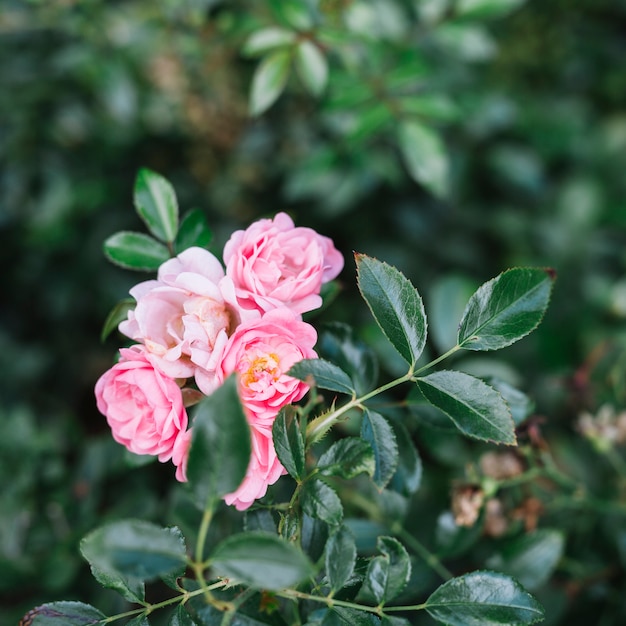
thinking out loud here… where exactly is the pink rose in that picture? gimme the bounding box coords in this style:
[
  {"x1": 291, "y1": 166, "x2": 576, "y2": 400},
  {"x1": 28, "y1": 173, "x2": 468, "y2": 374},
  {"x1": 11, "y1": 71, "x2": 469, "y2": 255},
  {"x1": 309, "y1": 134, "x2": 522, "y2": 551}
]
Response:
[
  {"x1": 223, "y1": 426, "x2": 286, "y2": 511},
  {"x1": 94, "y1": 346, "x2": 189, "y2": 474},
  {"x1": 219, "y1": 308, "x2": 318, "y2": 425},
  {"x1": 223, "y1": 212, "x2": 344, "y2": 314},
  {"x1": 119, "y1": 247, "x2": 253, "y2": 392},
  {"x1": 171, "y1": 428, "x2": 192, "y2": 483}
]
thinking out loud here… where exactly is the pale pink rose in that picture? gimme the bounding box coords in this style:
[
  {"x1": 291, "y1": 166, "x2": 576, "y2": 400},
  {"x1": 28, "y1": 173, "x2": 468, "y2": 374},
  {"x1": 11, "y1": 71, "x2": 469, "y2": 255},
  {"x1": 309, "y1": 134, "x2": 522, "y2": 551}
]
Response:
[
  {"x1": 119, "y1": 247, "x2": 253, "y2": 392},
  {"x1": 171, "y1": 428, "x2": 192, "y2": 483},
  {"x1": 223, "y1": 212, "x2": 344, "y2": 314},
  {"x1": 94, "y1": 345, "x2": 188, "y2": 469},
  {"x1": 223, "y1": 425, "x2": 286, "y2": 511},
  {"x1": 219, "y1": 308, "x2": 318, "y2": 425}
]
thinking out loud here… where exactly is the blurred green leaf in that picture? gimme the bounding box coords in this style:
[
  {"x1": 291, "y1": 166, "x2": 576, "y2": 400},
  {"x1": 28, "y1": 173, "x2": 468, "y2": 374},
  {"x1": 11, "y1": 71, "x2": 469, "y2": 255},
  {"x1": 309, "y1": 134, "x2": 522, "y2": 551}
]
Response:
[
  {"x1": 397, "y1": 120, "x2": 449, "y2": 198},
  {"x1": 210, "y1": 532, "x2": 314, "y2": 590},
  {"x1": 100, "y1": 298, "x2": 134, "y2": 342},
  {"x1": 456, "y1": 0, "x2": 526, "y2": 20},
  {"x1": 325, "y1": 525, "x2": 357, "y2": 595},
  {"x1": 356, "y1": 254, "x2": 427, "y2": 368},
  {"x1": 270, "y1": 0, "x2": 315, "y2": 29},
  {"x1": 389, "y1": 422, "x2": 422, "y2": 497},
  {"x1": 249, "y1": 50, "x2": 292, "y2": 116},
  {"x1": 273, "y1": 407, "x2": 305, "y2": 480},
  {"x1": 416, "y1": 370, "x2": 516, "y2": 444},
  {"x1": 174, "y1": 208, "x2": 212, "y2": 254},
  {"x1": 134, "y1": 168, "x2": 179, "y2": 243},
  {"x1": 242, "y1": 27, "x2": 297, "y2": 57},
  {"x1": 361, "y1": 409, "x2": 398, "y2": 489},
  {"x1": 169, "y1": 605, "x2": 199, "y2": 626},
  {"x1": 318, "y1": 437, "x2": 375, "y2": 480},
  {"x1": 126, "y1": 617, "x2": 150, "y2": 626},
  {"x1": 295, "y1": 40, "x2": 328, "y2": 96},
  {"x1": 187, "y1": 376, "x2": 251, "y2": 509},
  {"x1": 320, "y1": 607, "x2": 380, "y2": 625},
  {"x1": 486, "y1": 378, "x2": 534, "y2": 426},
  {"x1": 21, "y1": 602, "x2": 106, "y2": 625},
  {"x1": 289, "y1": 358, "x2": 356, "y2": 395},
  {"x1": 458, "y1": 268, "x2": 555, "y2": 351},
  {"x1": 103, "y1": 231, "x2": 170, "y2": 271},
  {"x1": 425, "y1": 571, "x2": 545, "y2": 626},
  {"x1": 302, "y1": 478, "x2": 343, "y2": 527}
]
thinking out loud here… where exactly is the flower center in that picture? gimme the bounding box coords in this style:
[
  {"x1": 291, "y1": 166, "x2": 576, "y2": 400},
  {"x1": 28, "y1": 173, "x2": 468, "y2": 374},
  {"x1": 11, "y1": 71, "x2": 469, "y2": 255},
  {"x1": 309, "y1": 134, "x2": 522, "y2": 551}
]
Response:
[{"x1": 241, "y1": 352, "x2": 281, "y2": 388}]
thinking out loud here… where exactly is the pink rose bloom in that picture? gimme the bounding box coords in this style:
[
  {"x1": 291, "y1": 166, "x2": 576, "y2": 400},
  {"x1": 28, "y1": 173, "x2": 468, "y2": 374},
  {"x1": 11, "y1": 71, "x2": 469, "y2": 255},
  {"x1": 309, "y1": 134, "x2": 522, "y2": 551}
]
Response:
[
  {"x1": 94, "y1": 345, "x2": 189, "y2": 474},
  {"x1": 219, "y1": 308, "x2": 318, "y2": 426},
  {"x1": 171, "y1": 428, "x2": 192, "y2": 483},
  {"x1": 223, "y1": 212, "x2": 344, "y2": 314},
  {"x1": 224, "y1": 425, "x2": 286, "y2": 511},
  {"x1": 119, "y1": 247, "x2": 253, "y2": 392}
]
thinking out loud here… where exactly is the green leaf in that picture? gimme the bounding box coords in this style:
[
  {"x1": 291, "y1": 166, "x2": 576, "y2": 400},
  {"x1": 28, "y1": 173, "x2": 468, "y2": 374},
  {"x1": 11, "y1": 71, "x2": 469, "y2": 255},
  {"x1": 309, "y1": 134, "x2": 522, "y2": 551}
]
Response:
[
  {"x1": 249, "y1": 50, "x2": 292, "y2": 116},
  {"x1": 126, "y1": 618, "x2": 150, "y2": 626},
  {"x1": 169, "y1": 605, "x2": 199, "y2": 626},
  {"x1": 487, "y1": 378, "x2": 535, "y2": 426},
  {"x1": 288, "y1": 358, "x2": 356, "y2": 395},
  {"x1": 302, "y1": 478, "x2": 343, "y2": 526},
  {"x1": 80, "y1": 520, "x2": 187, "y2": 584},
  {"x1": 210, "y1": 531, "x2": 314, "y2": 590},
  {"x1": 242, "y1": 26, "x2": 297, "y2": 57},
  {"x1": 325, "y1": 525, "x2": 357, "y2": 594},
  {"x1": 416, "y1": 370, "x2": 516, "y2": 445},
  {"x1": 456, "y1": 0, "x2": 526, "y2": 20},
  {"x1": 269, "y1": 0, "x2": 314, "y2": 29},
  {"x1": 397, "y1": 120, "x2": 449, "y2": 198},
  {"x1": 361, "y1": 410, "x2": 399, "y2": 489},
  {"x1": 272, "y1": 407, "x2": 305, "y2": 480},
  {"x1": 134, "y1": 168, "x2": 179, "y2": 243},
  {"x1": 389, "y1": 422, "x2": 422, "y2": 497},
  {"x1": 174, "y1": 208, "x2": 212, "y2": 254},
  {"x1": 357, "y1": 537, "x2": 411, "y2": 606},
  {"x1": 318, "y1": 437, "x2": 375, "y2": 480},
  {"x1": 356, "y1": 254, "x2": 427, "y2": 367},
  {"x1": 458, "y1": 268, "x2": 555, "y2": 351},
  {"x1": 187, "y1": 376, "x2": 251, "y2": 509},
  {"x1": 425, "y1": 570, "x2": 545, "y2": 626},
  {"x1": 21, "y1": 601, "x2": 106, "y2": 625},
  {"x1": 486, "y1": 529, "x2": 565, "y2": 591},
  {"x1": 100, "y1": 298, "x2": 134, "y2": 342},
  {"x1": 321, "y1": 607, "x2": 381, "y2": 625},
  {"x1": 295, "y1": 40, "x2": 328, "y2": 96},
  {"x1": 103, "y1": 231, "x2": 170, "y2": 271}
]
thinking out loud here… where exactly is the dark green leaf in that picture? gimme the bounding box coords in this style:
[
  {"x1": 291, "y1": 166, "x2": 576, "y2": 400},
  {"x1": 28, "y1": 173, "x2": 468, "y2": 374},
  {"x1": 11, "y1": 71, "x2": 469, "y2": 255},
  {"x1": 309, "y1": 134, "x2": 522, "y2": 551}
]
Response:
[
  {"x1": 288, "y1": 358, "x2": 356, "y2": 395},
  {"x1": 187, "y1": 376, "x2": 251, "y2": 509},
  {"x1": 486, "y1": 529, "x2": 565, "y2": 590},
  {"x1": 435, "y1": 511, "x2": 484, "y2": 558},
  {"x1": 321, "y1": 607, "x2": 380, "y2": 625},
  {"x1": 134, "y1": 168, "x2": 179, "y2": 243},
  {"x1": 269, "y1": 0, "x2": 314, "y2": 29},
  {"x1": 210, "y1": 531, "x2": 314, "y2": 590},
  {"x1": 325, "y1": 525, "x2": 357, "y2": 594},
  {"x1": 80, "y1": 520, "x2": 186, "y2": 584},
  {"x1": 487, "y1": 378, "x2": 535, "y2": 426},
  {"x1": 361, "y1": 410, "x2": 399, "y2": 489},
  {"x1": 126, "y1": 618, "x2": 150, "y2": 626},
  {"x1": 100, "y1": 298, "x2": 134, "y2": 342},
  {"x1": 389, "y1": 422, "x2": 422, "y2": 497},
  {"x1": 103, "y1": 231, "x2": 170, "y2": 271},
  {"x1": 416, "y1": 370, "x2": 516, "y2": 445},
  {"x1": 169, "y1": 605, "x2": 199, "y2": 626},
  {"x1": 458, "y1": 268, "x2": 555, "y2": 351},
  {"x1": 425, "y1": 571, "x2": 545, "y2": 626},
  {"x1": 174, "y1": 208, "x2": 212, "y2": 254},
  {"x1": 23, "y1": 602, "x2": 106, "y2": 625},
  {"x1": 356, "y1": 254, "x2": 427, "y2": 367},
  {"x1": 357, "y1": 537, "x2": 411, "y2": 606},
  {"x1": 302, "y1": 478, "x2": 343, "y2": 526},
  {"x1": 318, "y1": 437, "x2": 375, "y2": 480},
  {"x1": 397, "y1": 120, "x2": 449, "y2": 198},
  {"x1": 272, "y1": 407, "x2": 305, "y2": 480},
  {"x1": 295, "y1": 40, "x2": 328, "y2": 96},
  {"x1": 249, "y1": 50, "x2": 292, "y2": 116},
  {"x1": 242, "y1": 27, "x2": 296, "y2": 57}
]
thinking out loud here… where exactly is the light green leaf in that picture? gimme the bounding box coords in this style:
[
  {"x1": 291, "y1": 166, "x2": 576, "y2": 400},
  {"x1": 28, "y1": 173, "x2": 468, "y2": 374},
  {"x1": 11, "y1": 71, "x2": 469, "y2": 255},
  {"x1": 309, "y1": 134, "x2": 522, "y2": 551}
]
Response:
[
  {"x1": 210, "y1": 531, "x2": 314, "y2": 590},
  {"x1": 289, "y1": 358, "x2": 356, "y2": 395},
  {"x1": 356, "y1": 254, "x2": 427, "y2": 367},
  {"x1": 416, "y1": 370, "x2": 516, "y2": 445},
  {"x1": 80, "y1": 521, "x2": 186, "y2": 586},
  {"x1": 295, "y1": 40, "x2": 328, "y2": 96},
  {"x1": 242, "y1": 27, "x2": 296, "y2": 57},
  {"x1": 134, "y1": 168, "x2": 179, "y2": 243},
  {"x1": 456, "y1": 0, "x2": 526, "y2": 20},
  {"x1": 318, "y1": 437, "x2": 375, "y2": 480},
  {"x1": 187, "y1": 376, "x2": 251, "y2": 510},
  {"x1": 21, "y1": 601, "x2": 106, "y2": 625},
  {"x1": 249, "y1": 50, "x2": 292, "y2": 116},
  {"x1": 325, "y1": 525, "x2": 357, "y2": 594},
  {"x1": 459, "y1": 268, "x2": 555, "y2": 351},
  {"x1": 174, "y1": 208, "x2": 212, "y2": 254},
  {"x1": 272, "y1": 407, "x2": 305, "y2": 480},
  {"x1": 361, "y1": 410, "x2": 399, "y2": 489},
  {"x1": 486, "y1": 529, "x2": 565, "y2": 591},
  {"x1": 302, "y1": 478, "x2": 343, "y2": 527},
  {"x1": 425, "y1": 570, "x2": 545, "y2": 626},
  {"x1": 103, "y1": 231, "x2": 170, "y2": 271},
  {"x1": 397, "y1": 120, "x2": 449, "y2": 198}
]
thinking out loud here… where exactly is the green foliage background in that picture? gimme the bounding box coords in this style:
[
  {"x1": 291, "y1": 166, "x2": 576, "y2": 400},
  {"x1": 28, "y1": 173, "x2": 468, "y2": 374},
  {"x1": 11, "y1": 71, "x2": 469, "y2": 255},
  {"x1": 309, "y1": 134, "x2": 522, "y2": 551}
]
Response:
[{"x1": 2, "y1": 0, "x2": 626, "y2": 624}]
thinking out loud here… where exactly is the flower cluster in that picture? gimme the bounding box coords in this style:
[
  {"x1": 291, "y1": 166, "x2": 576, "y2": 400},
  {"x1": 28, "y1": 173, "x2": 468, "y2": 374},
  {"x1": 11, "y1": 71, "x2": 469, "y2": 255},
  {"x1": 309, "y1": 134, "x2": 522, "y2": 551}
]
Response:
[{"x1": 95, "y1": 213, "x2": 343, "y2": 509}]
